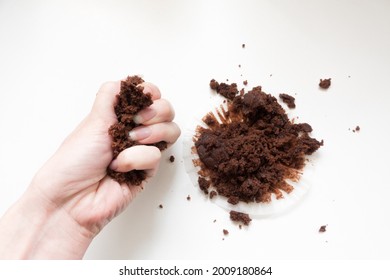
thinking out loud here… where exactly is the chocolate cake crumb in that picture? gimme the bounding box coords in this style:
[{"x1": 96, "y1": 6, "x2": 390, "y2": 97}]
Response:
[
  {"x1": 319, "y1": 225, "x2": 327, "y2": 233},
  {"x1": 238, "y1": 64, "x2": 241, "y2": 68},
  {"x1": 213, "y1": 219, "x2": 217, "y2": 223},
  {"x1": 187, "y1": 195, "x2": 191, "y2": 201},
  {"x1": 169, "y1": 155, "x2": 175, "y2": 162},
  {"x1": 279, "y1": 93, "x2": 296, "y2": 109},
  {"x1": 355, "y1": 126, "x2": 360, "y2": 132},
  {"x1": 194, "y1": 80, "x2": 323, "y2": 205},
  {"x1": 223, "y1": 229, "x2": 229, "y2": 235},
  {"x1": 159, "y1": 204, "x2": 163, "y2": 209},
  {"x1": 242, "y1": 43, "x2": 245, "y2": 48},
  {"x1": 243, "y1": 80, "x2": 248, "y2": 86},
  {"x1": 319, "y1": 78, "x2": 331, "y2": 89},
  {"x1": 230, "y1": 211, "x2": 251, "y2": 226},
  {"x1": 107, "y1": 76, "x2": 167, "y2": 185},
  {"x1": 209, "y1": 190, "x2": 217, "y2": 199},
  {"x1": 198, "y1": 176, "x2": 210, "y2": 195},
  {"x1": 209, "y1": 79, "x2": 238, "y2": 100},
  {"x1": 239, "y1": 225, "x2": 242, "y2": 229}
]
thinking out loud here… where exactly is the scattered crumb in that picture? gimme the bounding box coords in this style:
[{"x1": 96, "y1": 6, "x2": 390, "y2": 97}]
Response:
[
  {"x1": 230, "y1": 210, "x2": 252, "y2": 226},
  {"x1": 186, "y1": 195, "x2": 191, "y2": 201},
  {"x1": 213, "y1": 219, "x2": 217, "y2": 223},
  {"x1": 242, "y1": 43, "x2": 245, "y2": 48},
  {"x1": 198, "y1": 176, "x2": 210, "y2": 195},
  {"x1": 279, "y1": 93, "x2": 296, "y2": 109},
  {"x1": 223, "y1": 229, "x2": 229, "y2": 235},
  {"x1": 159, "y1": 204, "x2": 163, "y2": 209},
  {"x1": 270, "y1": 74, "x2": 273, "y2": 77},
  {"x1": 319, "y1": 225, "x2": 327, "y2": 233},
  {"x1": 169, "y1": 155, "x2": 175, "y2": 162},
  {"x1": 319, "y1": 78, "x2": 331, "y2": 89},
  {"x1": 239, "y1": 225, "x2": 242, "y2": 229},
  {"x1": 209, "y1": 190, "x2": 217, "y2": 199},
  {"x1": 243, "y1": 80, "x2": 248, "y2": 86}
]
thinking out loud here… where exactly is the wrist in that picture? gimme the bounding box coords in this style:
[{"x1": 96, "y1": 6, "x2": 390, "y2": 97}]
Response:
[{"x1": 0, "y1": 184, "x2": 93, "y2": 259}]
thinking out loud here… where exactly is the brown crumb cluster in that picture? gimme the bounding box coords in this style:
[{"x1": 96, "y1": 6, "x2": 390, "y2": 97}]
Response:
[
  {"x1": 319, "y1": 78, "x2": 331, "y2": 89},
  {"x1": 194, "y1": 80, "x2": 323, "y2": 205},
  {"x1": 169, "y1": 155, "x2": 175, "y2": 162},
  {"x1": 107, "y1": 76, "x2": 167, "y2": 185},
  {"x1": 279, "y1": 93, "x2": 296, "y2": 109},
  {"x1": 230, "y1": 211, "x2": 252, "y2": 226},
  {"x1": 319, "y1": 225, "x2": 327, "y2": 233}
]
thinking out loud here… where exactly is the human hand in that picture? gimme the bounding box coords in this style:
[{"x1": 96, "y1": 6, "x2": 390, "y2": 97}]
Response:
[{"x1": 0, "y1": 79, "x2": 180, "y2": 259}]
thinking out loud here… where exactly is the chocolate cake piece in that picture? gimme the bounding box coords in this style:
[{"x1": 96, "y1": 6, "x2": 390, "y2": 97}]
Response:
[
  {"x1": 107, "y1": 75, "x2": 167, "y2": 186},
  {"x1": 194, "y1": 80, "x2": 323, "y2": 204},
  {"x1": 279, "y1": 93, "x2": 296, "y2": 109},
  {"x1": 319, "y1": 78, "x2": 331, "y2": 89},
  {"x1": 230, "y1": 210, "x2": 251, "y2": 226}
]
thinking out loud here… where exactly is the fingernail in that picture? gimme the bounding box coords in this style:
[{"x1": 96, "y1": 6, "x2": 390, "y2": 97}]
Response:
[
  {"x1": 133, "y1": 107, "x2": 157, "y2": 124},
  {"x1": 109, "y1": 159, "x2": 118, "y2": 171},
  {"x1": 129, "y1": 126, "x2": 152, "y2": 141},
  {"x1": 141, "y1": 84, "x2": 152, "y2": 94}
]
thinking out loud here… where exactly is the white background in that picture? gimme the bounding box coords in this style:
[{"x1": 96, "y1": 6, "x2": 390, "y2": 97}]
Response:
[{"x1": 0, "y1": 0, "x2": 389, "y2": 260}]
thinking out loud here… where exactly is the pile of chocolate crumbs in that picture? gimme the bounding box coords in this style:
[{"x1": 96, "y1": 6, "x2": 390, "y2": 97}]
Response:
[
  {"x1": 193, "y1": 79, "x2": 323, "y2": 209},
  {"x1": 107, "y1": 76, "x2": 167, "y2": 185}
]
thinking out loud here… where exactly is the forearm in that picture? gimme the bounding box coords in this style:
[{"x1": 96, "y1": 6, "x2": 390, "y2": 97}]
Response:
[{"x1": 0, "y1": 187, "x2": 93, "y2": 259}]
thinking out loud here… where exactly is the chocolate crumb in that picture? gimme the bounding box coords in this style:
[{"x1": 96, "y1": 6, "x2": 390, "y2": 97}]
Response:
[
  {"x1": 198, "y1": 176, "x2": 210, "y2": 195},
  {"x1": 355, "y1": 126, "x2": 360, "y2": 132},
  {"x1": 279, "y1": 93, "x2": 296, "y2": 109},
  {"x1": 213, "y1": 219, "x2": 217, "y2": 223},
  {"x1": 169, "y1": 155, "x2": 175, "y2": 162},
  {"x1": 107, "y1": 76, "x2": 167, "y2": 185},
  {"x1": 319, "y1": 78, "x2": 331, "y2": 89},
  {"x1": 242, "y1": 43, "x2": 245, "y2": 48},
  {"x1": 319, "y1": 225, "x2": 327, "y2": 233},
  {"x1": 238, "y1": 64, "x2": 241, "y2": 68},
  {"x1": 243, "y1": 80, "x2": 248, "y2": 86},
  {"x1": 186, "y1": 195, "x2": 191, "y2": 201},
  {"x1": 230, "y1": 211, "x2": 251, "y2": 226},
  {"x1": 209, "y1": 190, "x2": 217, "y2": 199},
  {"x1": 209, "y1": 79, "x2": 238, "y2": 100},
  {"x1": 159, "y1": 204, "x2": 163, "y2": 209},
  {"x1": 239, "y1": 225, "x2": 242, "y2": 229},
  {"x1": 223, "y1": 229, "x2": 229, "y2": 235}
]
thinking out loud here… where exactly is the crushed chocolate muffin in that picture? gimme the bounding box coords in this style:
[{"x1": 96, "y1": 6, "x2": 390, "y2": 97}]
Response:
[
  {"x1": 186, "y1": 195, "x2": 191, "y2": 201},
  {"x1": 279, "y1": 93, "x2": 296, "y2": 109},
  {"x1": 223, "y1": 229, "x2": 229, "y2": 235},
  {"x1": 319, "y1": 78, "x2": 331, "y2": 89},
  {"x1": 319, "y1": 225, "x2": 327, "y2": 233},
  {"x1": 169, "y1": 155, "x2": 175, "y2": 162},
  {"x1": 193, "y1": 80, "x2": 323, "y2": 205},
  {"x1": 230, "y1": 210, "x2": 251, "y2": 226},
  {"x1": 107, "y1": 76, "x2": 167, "y2": 185}
]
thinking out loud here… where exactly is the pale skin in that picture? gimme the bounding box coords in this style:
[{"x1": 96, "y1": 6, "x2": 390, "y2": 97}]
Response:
[{"x1": 0, "y1": 80, "x2": 181, "y2": 259}]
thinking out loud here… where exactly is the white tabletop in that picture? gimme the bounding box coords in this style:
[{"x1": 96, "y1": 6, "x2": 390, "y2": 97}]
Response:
[{"x1": 1, "y1": 0, "x2": 389, "y2": 259}]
